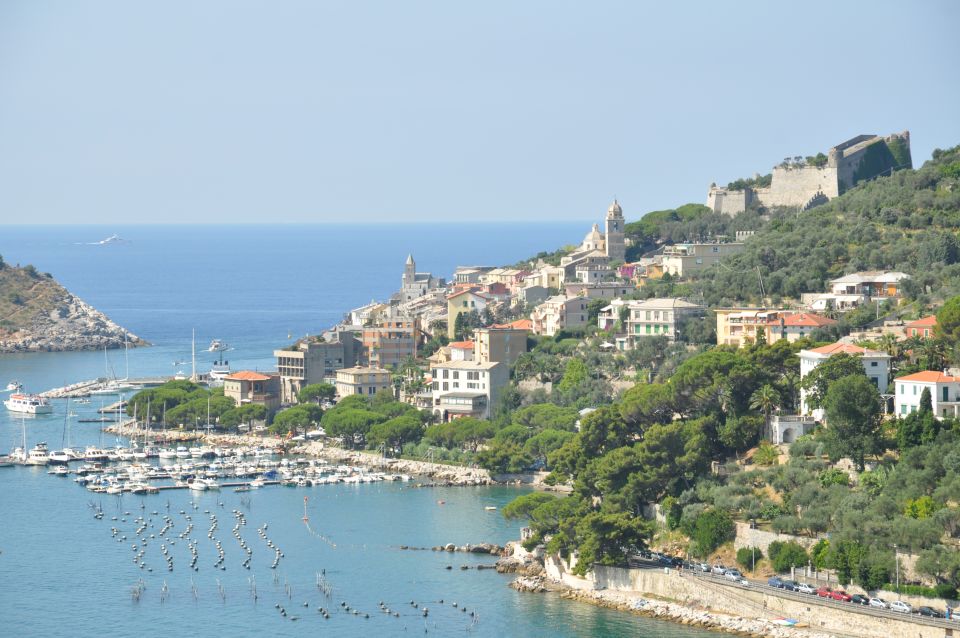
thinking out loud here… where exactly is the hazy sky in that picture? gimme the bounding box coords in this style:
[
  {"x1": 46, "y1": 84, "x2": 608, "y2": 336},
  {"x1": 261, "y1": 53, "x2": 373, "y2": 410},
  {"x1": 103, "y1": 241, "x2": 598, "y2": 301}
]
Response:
[{"x1": 1, "y1": 1, "x2": 958, "y2": 225}]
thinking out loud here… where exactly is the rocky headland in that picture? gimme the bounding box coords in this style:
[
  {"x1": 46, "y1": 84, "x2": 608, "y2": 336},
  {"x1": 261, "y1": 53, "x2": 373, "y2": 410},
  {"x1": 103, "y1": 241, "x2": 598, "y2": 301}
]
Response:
[{"x1": 0, "y1": 262, "x2": 147, "y2": 353}]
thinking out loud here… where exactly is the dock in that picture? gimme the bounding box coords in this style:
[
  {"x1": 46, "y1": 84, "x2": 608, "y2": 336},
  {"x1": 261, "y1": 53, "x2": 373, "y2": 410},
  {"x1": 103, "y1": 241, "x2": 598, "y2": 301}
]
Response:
[{"x1": 40, "y1": 377, "x2": 178, "y2": 399}]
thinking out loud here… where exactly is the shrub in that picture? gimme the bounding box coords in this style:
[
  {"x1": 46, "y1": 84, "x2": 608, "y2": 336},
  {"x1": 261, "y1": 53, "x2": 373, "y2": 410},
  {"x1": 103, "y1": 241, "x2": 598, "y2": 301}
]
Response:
[
  {"x1": 768, "y1": 540, "x2": 809, "y2": 573},
  {"x1": 753, "y1": 441, "x2": 780, "y2": 466},
  {"x1": 883, "y1": 583, "x2": 958, "y2": 600},
  {"x1": 736, "y1": 546, "x2": 763, "y2": 570},
  {"x1": 681, "y1": 508, "x2": 735, "y2": 558},
  {"x1": 789, "y1": 435, "x2": 819, "y2": 458}
]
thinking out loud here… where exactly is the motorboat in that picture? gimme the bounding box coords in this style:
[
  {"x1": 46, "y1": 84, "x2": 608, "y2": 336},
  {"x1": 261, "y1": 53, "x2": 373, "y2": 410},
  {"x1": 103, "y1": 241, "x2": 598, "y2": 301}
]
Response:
[
  {"x1": 176, "y1": 446, "x2": 190, "y2": 459},
  {"x1": 84, "y1": 447, "x2": 110, "y2": 462},
  {"x1": 208, "y1": 339, "x2": 224, "y2": 352},
  {"x1": 158, "y1": 448, "x2": 177, "y2": 460},
  {"x1": 48, "y1": 449, "x2": 72, "y2": 465},
  {"x1": 4, "y1": 392, "x2": 53, "y2": 414},
  {"x1": 26, "y1": 442, "x2": 50, "y2": 465},
  {"x1": 4, "y1": 380, "x2": 22, "y2": 392}
]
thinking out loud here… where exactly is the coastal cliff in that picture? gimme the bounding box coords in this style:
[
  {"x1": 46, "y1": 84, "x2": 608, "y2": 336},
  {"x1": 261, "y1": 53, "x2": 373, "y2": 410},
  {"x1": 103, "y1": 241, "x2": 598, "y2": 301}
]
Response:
[{"x1": 0, "y1": 260, "x2": 147, "y2": 353}]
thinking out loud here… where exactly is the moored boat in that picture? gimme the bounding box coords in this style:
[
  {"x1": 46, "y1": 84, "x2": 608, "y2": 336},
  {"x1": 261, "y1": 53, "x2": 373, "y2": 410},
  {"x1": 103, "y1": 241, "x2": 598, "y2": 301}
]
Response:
[{"x1": 4, "y1": 392, "x2": 53, "y2": 414}]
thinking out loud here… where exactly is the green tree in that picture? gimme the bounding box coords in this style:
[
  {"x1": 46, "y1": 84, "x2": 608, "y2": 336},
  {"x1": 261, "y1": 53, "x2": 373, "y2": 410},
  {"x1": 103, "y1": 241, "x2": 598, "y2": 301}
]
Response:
[
  {"x1": 502, "y1": 492, "x2": 559, "y2": 520},
  {"x1": 736, "y1": 546, "x2": 763, "y2": 571},
  {"x1": 572, "y1": 510, "x2": 653, "y2": 575},
  {"x1": 936, "y1": 296, "x2": 960, "y2": 344},
  {"x1": 822, "y1": 374, "x2": 882, "y2": 471},
  {"x1": 321, "y1": 408, "x2": 386, "y2": 448},
  {"x1": 557, "y1": 358, "x2": 589, "y2": 393},
  {"x1": 367, "y1": 415, "x2": 423, "y2": 453},
  {"x1": 681, "y1": 508, "x2": 735, "y2": 558},
  {"x1": 297, "y1": 383, "x2": 335, "y2": 405},
  {"x1": 768, "y1": 541, "x2": 809, "y2": 573},
  {"x1": 749, "y1": 384, "x2": 780, "y2": 417},
  {"x1": 799, "y1": 354, "x2": 866, "y2": 411}
]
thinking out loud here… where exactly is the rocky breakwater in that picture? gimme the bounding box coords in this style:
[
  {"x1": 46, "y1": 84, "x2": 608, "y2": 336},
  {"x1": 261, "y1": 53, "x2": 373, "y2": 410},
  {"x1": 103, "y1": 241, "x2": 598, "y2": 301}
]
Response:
[
  {"x1": 0, "y1": 265, "x2": 147, "y2": 353},
  {"x1": 562, "y1": 589, "x2": 836, "y2": 638}
]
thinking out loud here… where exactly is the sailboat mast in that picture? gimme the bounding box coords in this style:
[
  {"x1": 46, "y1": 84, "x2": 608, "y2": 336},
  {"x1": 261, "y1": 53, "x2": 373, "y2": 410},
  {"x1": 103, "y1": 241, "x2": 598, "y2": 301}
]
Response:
[{"x1": 191, "y1": 329, "x2": 197, "y2": 382}]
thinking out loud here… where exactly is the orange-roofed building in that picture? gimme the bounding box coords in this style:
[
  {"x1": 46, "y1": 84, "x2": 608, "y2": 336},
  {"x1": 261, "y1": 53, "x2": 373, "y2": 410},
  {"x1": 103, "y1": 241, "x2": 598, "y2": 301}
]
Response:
[
  {"x1": 491, "y1": 318, "x2": 533, "y2": 332},
  {"x1": 448, "y1": 340, "x2": 475, "y2": 362},
  {"x1": 905, "y1": 315, "x2": 937, "y2": 339},
  {"x1": 224, "y1": 371, "x2": 281, "y2": 415},
  {"x1": 895, "y1": 370, "x2": 960, "y2": 419},
  {"x1": 799, "y1": 341, "x2": 890, "y2": 416}
]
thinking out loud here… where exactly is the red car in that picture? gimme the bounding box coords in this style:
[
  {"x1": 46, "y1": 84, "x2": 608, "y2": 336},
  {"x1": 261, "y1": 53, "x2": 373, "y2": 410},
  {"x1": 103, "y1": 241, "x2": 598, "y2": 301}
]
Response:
[
  {"x1": 816, "y1": 587, "x2": 833, "y2": 598},
  {"x1": 829, "y1": 590, "x2": 852, "y2": 602}
]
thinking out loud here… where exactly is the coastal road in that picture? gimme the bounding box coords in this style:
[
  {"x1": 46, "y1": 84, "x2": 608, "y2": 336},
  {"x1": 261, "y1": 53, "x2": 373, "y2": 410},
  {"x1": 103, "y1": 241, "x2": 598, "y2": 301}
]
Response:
[{"x1": 626, "y1": 556, "x2": 960, "y2": 631}]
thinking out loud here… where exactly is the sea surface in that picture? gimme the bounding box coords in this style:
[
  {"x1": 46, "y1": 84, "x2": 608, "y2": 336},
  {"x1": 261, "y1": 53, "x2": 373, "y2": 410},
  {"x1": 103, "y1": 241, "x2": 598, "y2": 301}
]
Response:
[{"x1": 0, "y1": 224, "x2": 716, "y2": 637}]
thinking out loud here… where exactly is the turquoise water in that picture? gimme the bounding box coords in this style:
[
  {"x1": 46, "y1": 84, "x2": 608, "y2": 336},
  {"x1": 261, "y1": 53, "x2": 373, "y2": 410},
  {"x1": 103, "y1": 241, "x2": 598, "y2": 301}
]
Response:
[{"x1": 0, "y1": 224, "x2": 717, "y2": 637}]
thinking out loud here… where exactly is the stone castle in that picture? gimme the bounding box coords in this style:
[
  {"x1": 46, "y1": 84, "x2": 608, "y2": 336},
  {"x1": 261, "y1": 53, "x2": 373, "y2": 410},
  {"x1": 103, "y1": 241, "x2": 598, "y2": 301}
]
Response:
[{"x1": 707, "y1": 130, "x2": 912, "y2": 215}]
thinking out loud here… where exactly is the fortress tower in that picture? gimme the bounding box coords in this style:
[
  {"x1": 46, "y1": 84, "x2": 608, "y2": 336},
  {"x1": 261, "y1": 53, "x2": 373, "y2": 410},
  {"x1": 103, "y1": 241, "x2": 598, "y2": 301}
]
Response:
[{"x1": 604, "y1": 199, "x2": 625, "y2": 262}]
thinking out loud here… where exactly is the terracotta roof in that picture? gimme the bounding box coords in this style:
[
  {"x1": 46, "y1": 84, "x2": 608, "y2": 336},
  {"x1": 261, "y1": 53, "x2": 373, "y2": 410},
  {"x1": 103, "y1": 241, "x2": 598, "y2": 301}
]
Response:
[
  {"x1": 447, "y1": 288, "x2": 492, "y2": 300},
  {"x1": 449, "y1": 340, "x2": 474, "y2": 349},
  {"x1": 905, "y1": 315, "x2": 937, "y2": 328},
  {"x1": 805, "y1": 342, "x2": 888, "y2": 357},
  {"x1": 225, "y1": 371, "x2": 272, "y2": 381},
  {"x1": 490, "y1": 319, "x2": 533, "y2": 331},
  {"x1": 782, "y1": 312, "x2": 837, "y2": 327},
  {"x1": 896, "y1": 370, "x2": 960, "y2": 383}
]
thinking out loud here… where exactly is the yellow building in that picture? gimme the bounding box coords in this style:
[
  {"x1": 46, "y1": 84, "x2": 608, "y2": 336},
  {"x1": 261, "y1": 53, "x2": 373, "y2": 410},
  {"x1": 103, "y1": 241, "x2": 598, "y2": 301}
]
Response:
[
  {"x1": 446, "y1": 288, "x2": 495, "y2": 338},
  {"x1": 334, "y1": 366, "x2": 392, "y2": 399}
]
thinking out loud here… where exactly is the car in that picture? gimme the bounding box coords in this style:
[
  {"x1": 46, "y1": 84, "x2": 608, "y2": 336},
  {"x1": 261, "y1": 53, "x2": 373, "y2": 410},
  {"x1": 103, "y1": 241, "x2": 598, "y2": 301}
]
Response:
[
  {"x1": 829, "y1": 590, "x2": 852, "y2": 602},
  {"x1": 797, "y1": 583, "x2": 816, "y2": 594},
  {"x1": 850, "y1": 594, "x2": 869, "y2": 605},
  {"x1": 816, "y1": 586, "x2": 833, "y2": 598},
  {"x1": 868, "y1": 597, "x2": 888, "y2": 609},
  {"x1": 683, "y1": 561, "x2": 697, "y2": 571},
  {"x1": 890, "y1": 600, "x2": 913, "y2": 613},
  {"x1": 767, "y1": 576, "x2": 784, "y2": 588},
  {"x1": 738, "y1": 578, "x2": 750, "y2": 586},
  {"x1": 698, "y1": 562, "x2": 710, "y2": 572},
  {"x1": 712, "y1": 564, "x2": 726, "y2": 574},
  {"x1": 724, "y1": 569, "x2": 743, "y2": 581},
  {"x1": 781, "y1": 579, "x2": 800, "y2": 591},
  {"x1": 918, "y1": 606, "x2": 944, "y2": 618},
  {"x1": 638, "y1": 549, "x2": 652, "y2": 559}
]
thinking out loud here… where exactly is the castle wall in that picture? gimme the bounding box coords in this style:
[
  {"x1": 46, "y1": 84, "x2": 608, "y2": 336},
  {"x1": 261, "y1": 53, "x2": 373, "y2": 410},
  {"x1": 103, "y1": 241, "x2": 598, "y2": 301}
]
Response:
[
  {"x1": 706, "y1": 187, "x2": 750, "y2": 216},
  {"x1": 756, "y1": 165, "x2": 839, "y2": 209}
]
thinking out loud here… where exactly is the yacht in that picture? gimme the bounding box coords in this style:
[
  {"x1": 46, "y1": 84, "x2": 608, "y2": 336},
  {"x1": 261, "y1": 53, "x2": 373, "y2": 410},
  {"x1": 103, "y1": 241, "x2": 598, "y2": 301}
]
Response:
[
  {"x1": 84, "y1": 447, "x2": 110, "y2": 463},
  {"x1": 26, "y1": 442, "x2": 50, "y2": 466},
  {"x1": 208, "y1": 339, "x2": 224, "y2": 352},
  {"x1": 48, "y1": 449, "x2": 72, "y2": 465},
  {"x1": 158, "y1": 448, "x2": 178, "y2": 460},
  {"x1": 4, "y1": 392, "x2": 53, "y2": 414},
  {"x1": 175, "y1": 446, "x2": 190, "y2": 459},
  {"x1": 5, "y1": 380, "x2": 22, "y2": 392}
]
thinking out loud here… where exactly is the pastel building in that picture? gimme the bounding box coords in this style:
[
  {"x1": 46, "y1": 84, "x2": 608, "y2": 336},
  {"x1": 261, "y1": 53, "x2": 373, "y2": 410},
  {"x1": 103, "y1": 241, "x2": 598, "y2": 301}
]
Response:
[
  {"x1": 895, "y1": 371, "x2": 960, "y2": 419},
  {"x1": 429, "y1": 360, "x2": 509, "y2": 421},
  {"x1": 335, "y1": 366, "x2": 392, "y2": 399},
  {"x1": 474, "y1": 324, "x2": 529, "y2": 367},
  {"x1": 274, "y1": 338, "x2": 346, "y2": 404},
  {"x1": 660, "y1": 242, "x2": 745, "y2": 277},
  {"x1": 530, "y1": 296, "x2": 589, "y2": 336},
  {"x1": 904, "y1": 316, "x2": 937, "y2": 339},
  {"x1": 224, "y1": 371, "x2": 281, "y2": 416},
  {"x1": 798, "y1": 342, "x2": 890, "y2": 416}
]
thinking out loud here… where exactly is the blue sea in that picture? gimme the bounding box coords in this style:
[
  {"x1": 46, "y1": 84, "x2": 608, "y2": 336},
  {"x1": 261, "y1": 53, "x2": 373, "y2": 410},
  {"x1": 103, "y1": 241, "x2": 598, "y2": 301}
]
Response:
[{"x1": 0, "y1": 224, "x2": 715, "y2": 637}]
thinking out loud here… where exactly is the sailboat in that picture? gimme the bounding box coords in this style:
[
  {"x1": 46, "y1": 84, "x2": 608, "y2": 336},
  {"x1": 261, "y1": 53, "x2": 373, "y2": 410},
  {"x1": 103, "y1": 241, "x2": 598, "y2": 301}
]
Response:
[{"x1": 49, "y1": 398, "x2": 80, "y2": 464}]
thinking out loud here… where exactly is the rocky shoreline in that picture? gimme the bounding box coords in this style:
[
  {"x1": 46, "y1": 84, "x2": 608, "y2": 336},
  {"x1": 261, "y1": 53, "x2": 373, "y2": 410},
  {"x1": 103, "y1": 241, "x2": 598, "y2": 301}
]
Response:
[{"x1": 0, "y1": 282, "x2": 147, "y2": 353}]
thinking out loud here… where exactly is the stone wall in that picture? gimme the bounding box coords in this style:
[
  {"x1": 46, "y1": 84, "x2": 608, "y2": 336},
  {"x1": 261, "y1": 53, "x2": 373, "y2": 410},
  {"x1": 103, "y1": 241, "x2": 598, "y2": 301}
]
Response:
[
  {"x1": 734, "y1": 521, "x2": 821, "y2": 554},
  {"x1": 756, "y1": 165, "x2": 839, "y2": 208},
  {"x1": 545, "y1": 555, "x2": 953, "y2": 638}
]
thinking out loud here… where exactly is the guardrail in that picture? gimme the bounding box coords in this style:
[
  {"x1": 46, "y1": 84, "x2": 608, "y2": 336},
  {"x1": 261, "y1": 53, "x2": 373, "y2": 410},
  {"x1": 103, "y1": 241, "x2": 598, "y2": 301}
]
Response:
[{"x1": 626, "y1": 557, "x2": 958, "y2": 630}]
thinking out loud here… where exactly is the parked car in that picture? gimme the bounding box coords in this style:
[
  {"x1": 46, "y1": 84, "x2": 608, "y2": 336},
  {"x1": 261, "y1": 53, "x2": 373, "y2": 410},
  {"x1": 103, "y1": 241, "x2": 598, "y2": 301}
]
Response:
[
  {"x1": 738, "y1": 578, "x2": 750, "y2": 586},
  {"x1": 767, "y1": 576, "x2": 784, "y2": 588},
  {"x1": 797, "y1": 583, "x2": 816, "y2": 594},
  {"x1": 868, "y1": 597, "x2": 889, "y2": 609},
  {"x1": 711, "y1": 564, "x2": 726, "y2": 574},
  {"x1": 816, "y1": 587, "x2": 833, "y2": 598},
  {"x1": 850, "y1": 594, "x2": 869, "y2": 605},
  {"x1": 724, "y1": 569, "x2": 743, "y2": 581},
  {"x1": 698, "y1": 562, "x2": 710, "y2": 572},
  {"x1": 780, "y1": 579, "x2": 800, "y2": 591},
  {"x1": 890, "y1": 600, "x2": 913, "y2": 613},
  {"x1": 918, "y1": 606, "x2": 944, "y2": 618},
  {"x1": 829, "y1": 590, "x2": 852, "y2": 602}
]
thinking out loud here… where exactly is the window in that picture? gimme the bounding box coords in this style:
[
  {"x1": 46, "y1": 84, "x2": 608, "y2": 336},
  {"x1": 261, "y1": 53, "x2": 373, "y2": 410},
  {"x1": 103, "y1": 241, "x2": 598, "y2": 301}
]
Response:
[
  {"x1": 870, "y1": 377, "x2": 879, "y2": 387},
  {"x1": 695, "y1": 258, "x2": 703, "y2": 264},
  {"x1": 870, "y1": 361, "x2": 878, "y2": 367},
  {"x1": 901, "y1": 404, "x2": 907, "y2": 414},
  {"x1": 645, "y1": 325, "x2": 651, "y2": 334},
  {"x1": 453, "y1": 371, "x2": 459, "y2": 380},
  {"x1": 913, "y1": 385, "x2": 917, "y2": 395},
  {"x1": 442, "y1": 382, "x2": 448, "y2": 391},
  {"x1": 463, "y1": 301, "x2": 468, "y2": 307},
  {"x1": 899, "y1": 384, "x2": 904, "y2": 394},
  {"x1": 712, "y1": 246, "x2": 719, "y2": 253},
  {"x1": 944, "y1": 386, "x2": 950, "y2": 402}
]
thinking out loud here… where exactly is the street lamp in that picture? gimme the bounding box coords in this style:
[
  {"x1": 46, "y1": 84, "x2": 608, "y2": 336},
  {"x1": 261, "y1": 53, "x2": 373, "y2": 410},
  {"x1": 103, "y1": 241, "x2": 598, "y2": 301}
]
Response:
[{"x1": 893, "y1": 544, "x2": 900, "y2": 598}]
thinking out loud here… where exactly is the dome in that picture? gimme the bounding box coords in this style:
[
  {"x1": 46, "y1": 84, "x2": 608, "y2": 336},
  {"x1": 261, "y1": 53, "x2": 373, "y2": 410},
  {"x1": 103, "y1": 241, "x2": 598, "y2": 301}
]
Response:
[
  {"x1": 607, "y1": 199, "x2": 622, "y2": 216},
  {"x1": 583, "y1": 224, "x2": 603, "y2": 243}
]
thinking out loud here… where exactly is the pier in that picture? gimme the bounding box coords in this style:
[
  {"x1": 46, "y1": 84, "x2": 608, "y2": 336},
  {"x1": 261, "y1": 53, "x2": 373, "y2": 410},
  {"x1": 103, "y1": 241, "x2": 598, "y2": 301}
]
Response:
[{"x1": 40, "y1": 376, "x2": 177, "y2": 398}]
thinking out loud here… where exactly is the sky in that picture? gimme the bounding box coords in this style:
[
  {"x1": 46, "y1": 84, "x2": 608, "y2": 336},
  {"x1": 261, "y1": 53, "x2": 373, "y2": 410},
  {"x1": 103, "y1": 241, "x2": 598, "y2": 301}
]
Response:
[{"x1": 0, "y1": 0, "x2": 958, "y2": 225}]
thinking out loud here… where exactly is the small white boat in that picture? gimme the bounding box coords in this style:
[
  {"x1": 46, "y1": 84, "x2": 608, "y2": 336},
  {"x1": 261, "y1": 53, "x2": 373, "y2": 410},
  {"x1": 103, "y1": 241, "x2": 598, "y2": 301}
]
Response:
[
  {"x1": 4, "y1": 380, "x2": 22, "y2": 392},
  {"x1": 48, "y1": 449, "x2": 72, "y2": 465},
  {"x1": 485, "y1": 506, "x2": 497, "y2": 511},
  {"x1": 175, "y1": 446, "x2": 190, "y2": 459},
  {"x1": 4, "y1": 392, "x2": 53, "y2": 414},
  {"x1": 208, "y1": 339, "x2": 223, "y2": 352}
]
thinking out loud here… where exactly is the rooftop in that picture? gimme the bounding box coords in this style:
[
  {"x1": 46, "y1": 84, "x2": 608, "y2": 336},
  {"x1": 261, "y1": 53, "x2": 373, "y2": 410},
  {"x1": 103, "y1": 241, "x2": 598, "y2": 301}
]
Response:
[
  {"x1": 431, "y1": 360, "x2": 503, "y2": 371},
  {"x1": 448, "y1": 340, "x2": 475, "y2": 349},
  {"x1": 803, "y1": 342, "x2": 889, "y2": 358},
  {"x1": 905, "y1": 315, "x2": 938, "y2": 328},
  {"x1": 225, "y1": 371, "x2": 273, "y2": 382},
  {"x1": 337, "y1": 366, "x2": 391, "y2": 375},
  {"x1": 489, "y1": 319, "x2": 533, "y2": 331},
  {"x1": 896, "y1": 371, "x2": 960, "y2": 383},
  {"x1": 782, "y1": 312, "x2": 837, "y2": 327},
  {"x1": 830, "y1": 271, "x2": 911, "y2": 284}
]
